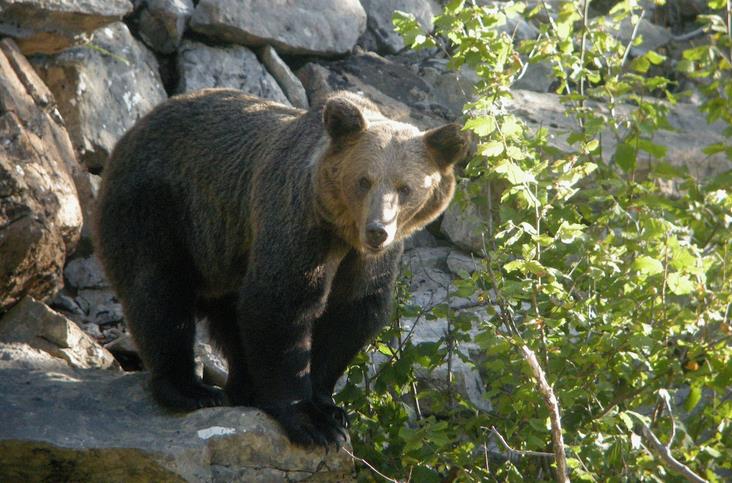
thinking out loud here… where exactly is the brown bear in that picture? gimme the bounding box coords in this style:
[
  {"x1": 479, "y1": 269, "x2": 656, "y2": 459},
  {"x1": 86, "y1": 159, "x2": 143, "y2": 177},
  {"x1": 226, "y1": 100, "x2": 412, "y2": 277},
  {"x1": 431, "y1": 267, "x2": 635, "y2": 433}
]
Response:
[{"x1": 95, "y1": 88, "x2": 468, "y2": 447}]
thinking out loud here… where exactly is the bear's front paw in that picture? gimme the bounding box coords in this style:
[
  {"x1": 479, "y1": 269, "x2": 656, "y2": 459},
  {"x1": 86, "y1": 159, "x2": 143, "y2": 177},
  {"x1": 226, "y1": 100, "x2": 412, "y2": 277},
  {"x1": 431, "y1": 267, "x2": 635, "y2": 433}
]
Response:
[
  {"x1": 313, "y1": 394, "x2": 349, "y2": 429},
  {"x1": 262, "y1": 400, "x2": 349, "y2": 448},
  {"x1": 152, "y1": 377, "x2": 227, "y2": 411}
]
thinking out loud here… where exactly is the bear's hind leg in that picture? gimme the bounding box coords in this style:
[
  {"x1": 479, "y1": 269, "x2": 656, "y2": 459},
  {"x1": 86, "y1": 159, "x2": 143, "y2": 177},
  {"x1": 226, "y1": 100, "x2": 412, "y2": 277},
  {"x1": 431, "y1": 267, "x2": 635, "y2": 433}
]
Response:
[
  {"x1": 202, "y1": 296, "x2": 254, "y2": 406},
  {"x1": 123, "y1": 268, "x2": 225, "y2": 411}
]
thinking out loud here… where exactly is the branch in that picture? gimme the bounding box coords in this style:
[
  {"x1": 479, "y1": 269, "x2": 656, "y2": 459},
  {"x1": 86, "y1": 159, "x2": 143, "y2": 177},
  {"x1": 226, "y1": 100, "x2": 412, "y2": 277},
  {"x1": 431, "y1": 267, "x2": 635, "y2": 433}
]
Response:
[
  {"x1": 341, "y1": 447, "x2": 400, "y2": 483},
  {"x1": 639, "y1": 424, "x2": 707, "y2": 483},
  {"x1": 489, "y1": 426, "x2": 555, "y2": 460},
  {"x1": 520, "y1": 345, "x2": 570, "y2": 482}
]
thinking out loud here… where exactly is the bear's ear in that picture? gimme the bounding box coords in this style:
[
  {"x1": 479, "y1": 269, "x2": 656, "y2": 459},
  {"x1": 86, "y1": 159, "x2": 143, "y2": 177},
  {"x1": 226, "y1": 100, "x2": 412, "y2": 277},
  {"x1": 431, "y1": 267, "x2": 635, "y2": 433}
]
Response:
[
  {"x1": 424, "y1": 123, "x2": 469, "y2": 169},
  {"x1": 323, "y1": 97, "x2": 367, "y2": 141}
]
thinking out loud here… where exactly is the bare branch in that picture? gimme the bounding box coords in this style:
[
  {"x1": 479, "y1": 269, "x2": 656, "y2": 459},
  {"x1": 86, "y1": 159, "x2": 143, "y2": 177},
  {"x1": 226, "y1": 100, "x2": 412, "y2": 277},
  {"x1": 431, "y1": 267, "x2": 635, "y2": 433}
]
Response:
[
  {"x1": 341, "y1": 447, "x2": 401, "y2": 483},
  {"x1": 520, "y1": 345, "x2": 570, "y2": 482},
  {"x1": 489, "y1": 426, "x2": 555, "y2": 459},
  {"x1": 640, "y1": 424, "x2": 707, "y2": 483}
]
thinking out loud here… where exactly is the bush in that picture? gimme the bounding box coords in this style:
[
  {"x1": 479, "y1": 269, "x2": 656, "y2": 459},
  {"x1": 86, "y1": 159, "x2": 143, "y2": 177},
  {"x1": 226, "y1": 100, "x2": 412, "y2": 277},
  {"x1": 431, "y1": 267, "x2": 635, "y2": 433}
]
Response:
[{"x1": 341, "y1": 1, "x2": 732, "y2": 481}]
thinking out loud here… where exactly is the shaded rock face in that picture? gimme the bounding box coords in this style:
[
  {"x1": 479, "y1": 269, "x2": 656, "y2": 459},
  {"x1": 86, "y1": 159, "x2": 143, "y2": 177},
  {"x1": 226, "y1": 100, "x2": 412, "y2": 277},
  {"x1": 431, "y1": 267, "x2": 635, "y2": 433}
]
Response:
[
  {"x1": 190, "y1": 0, "x2": 367, "y2": 56},
  {"x1": 0, "y1": 39, "x2": 83, "y2": 312},
  {"x1": 0, "y1": 345, "x2": 354, "y2": 482},
  {"x1": 131, "y1": 0, "x2": 194, "y2": 54},
  {"x1": 177, "y1": 40, "x2": 289, "y2": 104},
  {"x1": 0, "y1": 0, "x2": 132, "y2": 54},
  {"x1": 359, "y1": 0, "x2": 439, "y2": 54},
  {"x1": 31, "y1": 22, "x2": 167, "y2": 173}
]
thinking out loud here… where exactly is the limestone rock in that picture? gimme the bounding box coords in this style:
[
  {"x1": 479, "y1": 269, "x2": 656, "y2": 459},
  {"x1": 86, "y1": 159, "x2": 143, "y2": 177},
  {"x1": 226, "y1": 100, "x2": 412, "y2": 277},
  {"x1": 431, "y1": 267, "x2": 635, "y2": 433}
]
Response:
[
  {"x1": 298, "y1": 52, "x2": 450, "y2": 129},
  {"x1": 177, "y1": 40, "x2": 289, "y2": 105},
  {"x1": 131, "y1": 0, "x2": 194, "y2": 54},
  {"x1": 440, "y1": 180, "x2": 495, "y2": 254},
  {"x1": 64, "y1": 254, "x2": 108, "y2": 290},
  {"x1": 190, "y1": 0, "x2": 367, "y2": 56},
  {"x1": 0, "y1": 297, "x2": 119, "y2": 370},
  {"x1": 506, "y1": 89, "x2": 732, "y2": 183},
  {"x1": 0, "y1": 342, "x2": 71, "y2": 371},
  {"x1": 0, "y1": 355, "x2": 354, "y2": 481},
  {"x1": 31, "y1": 22, "x2": 167, "y2": 172},
  {"x1": 260, "y1": 45, "x2": 309, "y2": 108},
  {"x1": 0, "y1": 0, "x2": 132, "y2": 54},
  {"x1": 0, "y1": 39, "x2": 83, "y2": 311},
  {"x1": 606, "y1": 16, "x2": 672, "y2": 56},
  {"x1": 359, "y1": 0, "x2": 439, "y2": 54}
]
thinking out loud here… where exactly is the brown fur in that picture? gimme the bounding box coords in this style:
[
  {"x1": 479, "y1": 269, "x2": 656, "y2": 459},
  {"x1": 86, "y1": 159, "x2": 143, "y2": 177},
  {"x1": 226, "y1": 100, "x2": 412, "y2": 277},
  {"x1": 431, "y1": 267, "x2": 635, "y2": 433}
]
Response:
[{"x1": 94, "y1": 88, "x2": 468, "y2": 447}]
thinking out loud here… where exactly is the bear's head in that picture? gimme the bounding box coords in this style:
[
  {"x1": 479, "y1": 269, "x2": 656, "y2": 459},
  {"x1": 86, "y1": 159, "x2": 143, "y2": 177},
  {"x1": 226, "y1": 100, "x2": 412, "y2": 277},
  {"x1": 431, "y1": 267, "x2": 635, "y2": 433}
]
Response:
[{"x1": 315, "y1": 92, "x2": 469, "y2": 255}]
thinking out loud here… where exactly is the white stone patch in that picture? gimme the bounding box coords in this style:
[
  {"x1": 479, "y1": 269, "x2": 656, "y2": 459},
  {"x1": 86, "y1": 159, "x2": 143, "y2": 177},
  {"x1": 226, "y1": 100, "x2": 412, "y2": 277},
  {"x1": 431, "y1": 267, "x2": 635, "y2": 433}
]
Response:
[{"x1": 197, "y1": 426, "x2": 236, "y2": 440}]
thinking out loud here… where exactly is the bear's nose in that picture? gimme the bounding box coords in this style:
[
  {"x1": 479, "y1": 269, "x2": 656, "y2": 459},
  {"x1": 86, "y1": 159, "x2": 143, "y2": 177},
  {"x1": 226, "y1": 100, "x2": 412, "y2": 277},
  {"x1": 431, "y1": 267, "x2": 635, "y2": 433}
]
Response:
[{"x1": 366, "y1": 223, "x2": 388, "y2": 248}]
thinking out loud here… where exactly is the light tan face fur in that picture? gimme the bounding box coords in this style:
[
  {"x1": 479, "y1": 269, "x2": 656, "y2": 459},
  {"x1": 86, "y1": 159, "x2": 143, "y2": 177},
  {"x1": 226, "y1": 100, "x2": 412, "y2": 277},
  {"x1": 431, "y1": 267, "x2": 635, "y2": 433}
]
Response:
[{"x1": 317, "y1": 121, "x2": 452, "y2": 254}]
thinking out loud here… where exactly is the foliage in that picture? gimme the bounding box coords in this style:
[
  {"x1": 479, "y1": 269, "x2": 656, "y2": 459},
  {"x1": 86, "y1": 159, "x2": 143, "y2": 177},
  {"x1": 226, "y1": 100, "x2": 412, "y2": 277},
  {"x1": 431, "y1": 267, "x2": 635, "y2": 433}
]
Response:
[{"x1": 340, "y1": 1, "x2": 732, "y2": 481}]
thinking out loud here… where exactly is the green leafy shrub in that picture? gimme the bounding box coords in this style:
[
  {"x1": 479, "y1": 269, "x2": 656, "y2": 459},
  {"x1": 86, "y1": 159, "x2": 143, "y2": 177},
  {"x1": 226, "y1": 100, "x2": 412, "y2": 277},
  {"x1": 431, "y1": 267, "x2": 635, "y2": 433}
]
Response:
[{"x1": 341, "y1": 1, "x2": 731, "y2": 481}]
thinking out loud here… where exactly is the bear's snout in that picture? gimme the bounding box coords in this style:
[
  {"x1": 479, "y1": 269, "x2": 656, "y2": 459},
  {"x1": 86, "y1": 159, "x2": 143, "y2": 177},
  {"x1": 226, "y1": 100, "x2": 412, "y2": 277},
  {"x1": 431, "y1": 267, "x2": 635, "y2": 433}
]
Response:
[{"x1": 365, "y1": 222, "x2": 389, "y2": 249}]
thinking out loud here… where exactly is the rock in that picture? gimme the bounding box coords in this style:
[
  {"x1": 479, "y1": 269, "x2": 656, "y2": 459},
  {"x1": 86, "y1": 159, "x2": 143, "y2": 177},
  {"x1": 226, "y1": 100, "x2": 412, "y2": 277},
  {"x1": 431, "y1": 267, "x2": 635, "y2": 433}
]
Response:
[
  {"x1": 31, "y1": 22, "x2": 167, "y2": 172},
  {"x1": 0, "y1": 0, "x2": 132, "y2": 54},
  {"x1": 440, "y1": 179, "x2": 495, "y2": 254},
  {"x1": 359, "y1": 0, "x2": 439, "y2": 54},
  {"x1": 403, "y1": 228, "x2": 439, "y2": 250},
  {"x1": 402, "y1": 247, "x2": 481, "y2": 309},
  {"x1": 260, "y1": 45, "x2": 309, "y2": 108},
  {"x1": 0, "y1": 39, "x2": 83, "y2": 311},
  {"x1": 190, "y1": 0, "x2": 367, "y2": 57},
  {"x1": 605, "y1": 16, "x2": 672, "y2": 56},
  {"x1": 446, "y1": 249, "x2": 482, "y2": 276},
  {"x1": 0, "y1": 342, "x2": 71, "y2": 371},
  {"x1": 64, "y1": 255, "x2": 108, "y2": 290},
  {"x1": 298, "y1": 53, "x2": 450, "y2": 129},
  {"x1": 176, "y1": 40, "x2": 289, "y2": 105},
  {"x1": 0, "y1": 297, "x2": 119, "y2": 370},
  {"x1": 0, "y1": 360, "x2": 354, "y2": 481},
  {"x1": 513, "y1": 59, "x2": 554, "y2": 92},
  {"x1": 506, "y1": 89, "x2": 732, "y2": 183},
  {"x1": 131, "y1": 0, "x2": 194, "y2": 54}
]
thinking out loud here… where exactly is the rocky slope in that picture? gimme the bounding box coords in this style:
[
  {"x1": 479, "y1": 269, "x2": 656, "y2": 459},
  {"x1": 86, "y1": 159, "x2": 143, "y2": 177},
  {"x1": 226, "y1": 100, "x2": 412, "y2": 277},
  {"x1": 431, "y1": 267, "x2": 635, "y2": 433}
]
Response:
[{"x1": 0, "y1": 0, "x2": 727, "y2": 480}]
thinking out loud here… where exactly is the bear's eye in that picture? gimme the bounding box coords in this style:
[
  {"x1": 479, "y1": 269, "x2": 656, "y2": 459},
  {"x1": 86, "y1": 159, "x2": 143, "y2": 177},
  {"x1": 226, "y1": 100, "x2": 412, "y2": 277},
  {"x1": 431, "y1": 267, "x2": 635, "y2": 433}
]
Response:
[
  {"x1": 358, "y1": 177, "x2": 372, "y2": 191},
  {"x1": 397, "y1": 185, "x2": 411, "y2": 198}
]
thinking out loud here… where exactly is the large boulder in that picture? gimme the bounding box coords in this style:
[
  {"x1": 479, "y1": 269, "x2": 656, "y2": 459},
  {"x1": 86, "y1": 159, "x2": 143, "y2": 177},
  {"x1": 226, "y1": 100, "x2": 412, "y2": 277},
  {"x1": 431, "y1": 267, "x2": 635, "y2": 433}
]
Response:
[
  {"x1": 0, "y1": 345, "x2": 355, "y2": 482},
  {"x1": 190, "y1": 0, "x2": 367, "y2": 56},
  {"x1": 176, "y1": 40, "x2": 289, "y2": 104},
  {"x1": 130, "y1": 0, "x2": 194, "y2": 54},
  {"x1": 0, "y1": 0, "x2": 132, "y2": 54},
  {"x1": 31, "y1": 22, "x2": 167, "y2": 172},
  {"x1": 359, "y1": 0, "x2": 439, "y2": 54},
  {"x1": 0, "y1": 39, "x2": 83, "y2": 312}
]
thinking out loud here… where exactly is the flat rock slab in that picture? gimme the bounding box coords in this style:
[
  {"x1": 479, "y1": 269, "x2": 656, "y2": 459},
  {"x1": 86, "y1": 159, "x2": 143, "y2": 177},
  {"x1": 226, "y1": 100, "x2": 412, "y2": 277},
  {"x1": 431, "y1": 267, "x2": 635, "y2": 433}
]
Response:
[
  {"x1": 190, "y1": 0, "x2": 366, "y2": 56},
  {"x1": 0, "y1": 0, "x2": 132, "y2": 54},
  {"x1": 0, "y1": 363, "x2": 354, "y2": 482}
]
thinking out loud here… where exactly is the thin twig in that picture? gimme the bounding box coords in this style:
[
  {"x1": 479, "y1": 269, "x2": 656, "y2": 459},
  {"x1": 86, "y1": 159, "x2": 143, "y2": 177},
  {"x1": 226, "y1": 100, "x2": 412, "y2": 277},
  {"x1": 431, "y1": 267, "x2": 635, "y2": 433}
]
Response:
[
  {"x1": 489, "y1": 426, "x2": 555, "y2": 459},
  {"x1": 640, "y1": 424, "x2": 707, "y2": 483},
  {"x1": 341, "y1": 447, "x2": 401, "y2": 483},
  {"x1": 620, "y1": 9, "x2": 645, "y2": 69}
]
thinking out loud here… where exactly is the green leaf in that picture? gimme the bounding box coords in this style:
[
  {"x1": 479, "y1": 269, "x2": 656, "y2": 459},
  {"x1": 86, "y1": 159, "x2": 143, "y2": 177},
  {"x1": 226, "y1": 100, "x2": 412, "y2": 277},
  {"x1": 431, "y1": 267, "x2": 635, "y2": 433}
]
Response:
[
  {"x1": 668, "y1": 272, "x2": 694, "y2": 295},
  {"x1": 633, "y1": 256, "x2": 664, "y2": 276},
  {"x1": 685, "y1": 384, "x2": 702, "y2": 412},
  {"x1": 494, "y1": 160, "x2": 536, "y2": 184},
  {"x1": 465, "y1": 116, "x2": 496, "y2": 137},
  {"x1": 479, "y1": 141, "x2": 504, "y2": 157},
  {"x1": 638, "y1": 139, "x2": 667, "y2": 159},
  {"x1": 615, "y1": 142, "x2": 637, "y2": 172}
]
